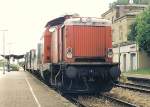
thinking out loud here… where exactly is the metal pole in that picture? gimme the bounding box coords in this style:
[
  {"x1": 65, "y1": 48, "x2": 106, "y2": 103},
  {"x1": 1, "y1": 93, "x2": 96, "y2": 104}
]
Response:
[
  {"x1": 118, "y1": 27, "x2": 121, "y2": 71},
  {"x1": 136, "y1": 42, "x2": 138, "y2": 71},
  {"x1": 0, "y1": 30, "x2": 8, "y2": 74},
  {"x1": 8, "y1": 42, "x2": 13, "y2": 72},
  {"x1": 118, "y1": 43, "x2": 121, "y2": 69},
  {"x1": 3, "y1": 31, "x2": 5, "y2": 74}
]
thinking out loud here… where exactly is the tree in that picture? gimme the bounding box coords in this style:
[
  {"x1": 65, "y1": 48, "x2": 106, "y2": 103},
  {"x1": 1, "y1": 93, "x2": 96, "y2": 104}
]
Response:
[
  {"x1": 140, "y1": 0, "x2": 150, "y2": 4},
  {"x1": 109, "y1": 0, "x2": 150, "y2": 8},
  {"x1": 117, "y1": 0, "x2": 129, "y2": 5},
  {"x1": 109, "y1": 0, "x2": 129, "y2": 8},
  {"x1": 128, "y1": 22, "x2": 137, "y2": 41},
  {"x1": 133, "y1": 0, "x2": 141, "y2": 4},
  {"x1": 136, "y1": 7, "x2": 150, "y2": 52},
  {"x1": 133, "y1": 0, "x2": 150, "y2": 4},
  {"x1": 129, "y1": 7, "x2": 150, "y2": 53}
]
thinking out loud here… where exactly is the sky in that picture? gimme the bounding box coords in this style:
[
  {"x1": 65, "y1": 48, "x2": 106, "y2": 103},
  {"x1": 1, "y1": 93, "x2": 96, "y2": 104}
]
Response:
[{"x1": 0, "y1": 0, "x2": 116, "y2": 55}]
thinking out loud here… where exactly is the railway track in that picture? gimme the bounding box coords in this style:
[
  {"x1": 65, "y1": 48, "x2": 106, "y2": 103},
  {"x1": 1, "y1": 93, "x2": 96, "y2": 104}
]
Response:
[
  {"x1": 29, "y1": 72, "x2": 139, "y2": 107},
  {"x1": 123, "y1": 82, "x2": 150, "y2": 89},
  {"x1": 64, "y1": 95, "x2": 87, "y2": 107},
  {"x1": 127, "y1": 77, "x2": 150, "y2": 85},
  {"x1": 65, "y1": 94, "x2": 138, "y2": 107},
  {"x1": 98, "y1": 94, "x2": 137, "y2": 107},
  {"x1": 115, "y1": 82, "x2": 150, "y2": 93}
]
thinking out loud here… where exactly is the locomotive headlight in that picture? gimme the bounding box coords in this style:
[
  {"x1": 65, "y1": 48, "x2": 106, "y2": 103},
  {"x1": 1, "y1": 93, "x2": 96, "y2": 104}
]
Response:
[
  {"x1": 66, "y1": 47, "x2": 73, "y2": 58},
  {"x1": 107, "y1": 48, "x2": 113, "y2": 58}
]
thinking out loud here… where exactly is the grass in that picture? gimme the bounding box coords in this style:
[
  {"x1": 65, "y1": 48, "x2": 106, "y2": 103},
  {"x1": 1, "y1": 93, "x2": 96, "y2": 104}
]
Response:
[
  {"x1": 119, "y1": 73, "x2": 128, "y2": 83},
  {"x1": 123, "y1": 68, "x2": 150, "y2": 75}
]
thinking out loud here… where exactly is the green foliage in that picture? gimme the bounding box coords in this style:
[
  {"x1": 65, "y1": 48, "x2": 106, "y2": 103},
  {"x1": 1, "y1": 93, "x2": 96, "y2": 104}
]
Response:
[
  {"x1": 133, "y1": 0, "x2": 140, "y2": 4},
  {"x1": 117, "y1": 0, "x2": 129, "y2": 5},
  {"x1": 123, "y1": 68, "x2": 150, "y2": 75},
  {"x1": 136, "y1": 7, "x2": 150, "y2": 52},
  {"x1": 110, "y1": 0, "x2": 150, "y2": 8},
  {"x1": 133, "y1": 0, "x2": 150, "y2": 4},
  {"x1": 140, "y1": 0, "x2": 150, "y2": 4},
  {"x1": 128, "y1": 7, "x2": 150, "y2": 53},
  {"x1": 128, "y1": 22, "x2": 137, "y2": 41},
  {"x1": 0, "y1": 59, "x2": 5, "y2": 67},
  {"x1": 0, "y1": 60, "x2": 2, "y2": 67},
  {"x1": 10, "y1": 64, "x2": 19, "y2": 71},
  {"x1": 109, "y1": 0, "x2": 128, "y2": 8},
  {"x1": 18, "y1": 61, "x2": 25, "y2": 67}
]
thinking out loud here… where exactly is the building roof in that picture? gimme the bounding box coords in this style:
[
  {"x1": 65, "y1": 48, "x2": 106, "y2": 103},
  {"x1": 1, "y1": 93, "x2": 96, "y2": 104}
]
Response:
[
  {"x1": 114, "y1": 13, "x2": 136, "y2": 22},
  {"x1": 115, "y1": 4, "x2": 147, "y2": 7},
  {"x1": 101, "y1": 4, "x2": 147, "y2": 17},
  {"x1": 101, "y1": 8, "x2": 114, "y2": 17},
  {"x1": 113, "y1": 41, "x2": 136, "y2": 48}
]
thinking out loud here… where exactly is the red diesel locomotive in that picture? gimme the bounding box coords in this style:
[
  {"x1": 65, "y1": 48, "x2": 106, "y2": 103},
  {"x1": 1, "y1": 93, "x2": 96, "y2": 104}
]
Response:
[{"x1": 25, "y1": 15, "x2": 120, "y2": 93}]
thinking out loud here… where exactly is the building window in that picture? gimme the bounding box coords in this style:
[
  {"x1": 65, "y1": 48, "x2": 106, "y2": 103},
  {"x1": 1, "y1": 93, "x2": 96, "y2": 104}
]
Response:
[{"x1": 119, "y1": 25, "x2": 123, "y2": 42}]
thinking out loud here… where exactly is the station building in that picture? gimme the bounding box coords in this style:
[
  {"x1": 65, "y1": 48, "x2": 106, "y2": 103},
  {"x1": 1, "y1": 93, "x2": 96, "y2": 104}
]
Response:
[{"x1": 101, "y1": 4, "x2": 150, "y2": 71}]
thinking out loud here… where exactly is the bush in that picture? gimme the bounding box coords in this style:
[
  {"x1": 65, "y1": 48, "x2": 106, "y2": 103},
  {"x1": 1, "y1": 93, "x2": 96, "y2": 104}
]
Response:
[{"x1": 10, "y1": 64, "x2": 19, "y2": 71}]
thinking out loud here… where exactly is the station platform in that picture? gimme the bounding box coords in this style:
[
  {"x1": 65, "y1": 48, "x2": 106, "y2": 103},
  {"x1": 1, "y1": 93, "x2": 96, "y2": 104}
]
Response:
[
  {"x1": 124, "y1": 73, "x2": 150, "y2": 79},
  {"x1": 0, "y1": 71, "x2": 76, "y2": 107}
]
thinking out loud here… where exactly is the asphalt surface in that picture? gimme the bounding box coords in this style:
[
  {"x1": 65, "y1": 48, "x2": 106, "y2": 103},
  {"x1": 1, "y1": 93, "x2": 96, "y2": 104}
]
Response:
[{"x1": 0, "y1": 71, "x2": 76, "y2": 107}]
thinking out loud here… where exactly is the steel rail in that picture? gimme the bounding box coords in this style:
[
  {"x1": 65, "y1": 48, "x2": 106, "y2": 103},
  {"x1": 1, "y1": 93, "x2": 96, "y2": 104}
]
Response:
[
  {"x1": 64, "y1": 95, "x2": 87, "y2": 107},
  {"x1": 99, "y1": 94, "x2": 137, "y2": 107},
  {"x1": 127, "y1": 77, "x2": 150, "y2": 84},
  {"x1": 122, "y1": 82, "x2": 150, "y2": 90},
  {"x1": 115, "y1": 83, "x2": 150, "y2": 93}
]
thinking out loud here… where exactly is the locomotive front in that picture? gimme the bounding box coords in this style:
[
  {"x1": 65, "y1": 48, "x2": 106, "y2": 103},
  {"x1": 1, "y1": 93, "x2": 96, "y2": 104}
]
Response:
[
  {"x1": 34, "y1": 16, "x2": 121, "y2": 93},
  {"x1": 54, "y1": 17, "x2": 121, "y2": 93}
]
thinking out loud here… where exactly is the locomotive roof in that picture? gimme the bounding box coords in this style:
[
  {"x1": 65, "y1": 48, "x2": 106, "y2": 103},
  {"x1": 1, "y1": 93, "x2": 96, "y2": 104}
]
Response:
[
  {"x1": 45, "y1": 15, "x2": 73, "y2": 27},
  {"x1": 64, "y1": 17, "x2": 111, "y2": 26},
  {"x1": 45, "y1": 16, "x2": 66, "y2": 27}
]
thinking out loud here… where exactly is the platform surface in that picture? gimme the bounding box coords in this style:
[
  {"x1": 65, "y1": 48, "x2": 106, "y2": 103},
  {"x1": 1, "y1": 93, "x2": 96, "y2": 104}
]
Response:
[
  {"x1": 124, "y1": 73, "x2": 150, "y2": 79},
  {"x1": 0, "y1": 70, "x2": 76, "y2": 107}
]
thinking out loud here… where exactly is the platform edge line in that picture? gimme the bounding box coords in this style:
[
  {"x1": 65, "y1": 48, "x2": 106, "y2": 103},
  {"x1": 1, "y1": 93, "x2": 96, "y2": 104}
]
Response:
[{"x1": 25, "y1": 78, "x2": 41, "y2": 107}]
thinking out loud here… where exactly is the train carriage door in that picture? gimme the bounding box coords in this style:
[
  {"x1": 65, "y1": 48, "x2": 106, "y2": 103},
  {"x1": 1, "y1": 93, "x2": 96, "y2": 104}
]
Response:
[
  {"x1": 51, "y1": 27, "x2": 59, "y2": 63},
  {"x1": 60, "y1": 26, "x2": 65, "y2": 62}
]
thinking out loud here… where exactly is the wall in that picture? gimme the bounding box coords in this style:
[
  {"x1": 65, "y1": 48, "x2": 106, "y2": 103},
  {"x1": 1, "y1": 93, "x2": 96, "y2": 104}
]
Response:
[
  {"x1": 113, "y1": 17, "x2": 128, "y2": 44},
  {"x1": 113, "y1": 43, "x2": 138, "y2": 71},
  {"x1": 102, "y1": 8, "x2": 116, "y2": 21},
  {"x1": 138, "y1": 51, "x2": 150, "y2": 68}
]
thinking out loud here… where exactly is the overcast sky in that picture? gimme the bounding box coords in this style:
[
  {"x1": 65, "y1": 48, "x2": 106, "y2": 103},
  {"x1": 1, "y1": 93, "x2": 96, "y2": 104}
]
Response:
[{"x1": 0, "y1": 0, "x2": 116, "y2": 55}]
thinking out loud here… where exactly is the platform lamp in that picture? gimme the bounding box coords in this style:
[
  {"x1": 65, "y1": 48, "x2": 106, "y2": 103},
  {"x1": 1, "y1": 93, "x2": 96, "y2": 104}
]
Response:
[{"x1": 0, "y1": 29, "x2": 8, "y2": 74}]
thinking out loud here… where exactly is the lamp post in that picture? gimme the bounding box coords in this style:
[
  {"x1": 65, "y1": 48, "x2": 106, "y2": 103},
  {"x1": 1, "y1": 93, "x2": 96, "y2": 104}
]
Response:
[
  {"x1": 0, "y1": 29, "x2": 8, "y2": 74},
  {"x1": 118, "y1": 26, "x2": 123, "y2": 70},
  {"x1": 7, "y1": 42, "x2": 14, "y2": 72}
]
